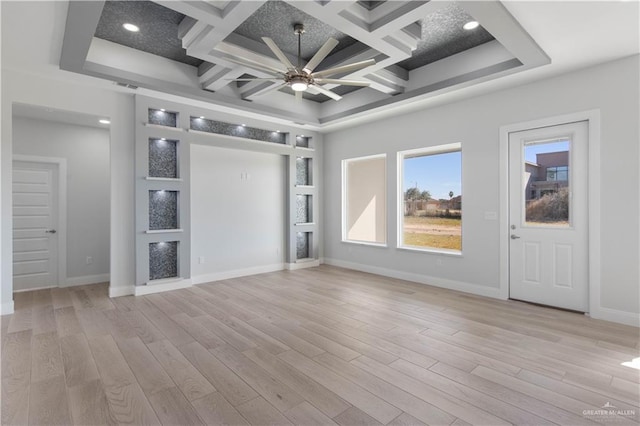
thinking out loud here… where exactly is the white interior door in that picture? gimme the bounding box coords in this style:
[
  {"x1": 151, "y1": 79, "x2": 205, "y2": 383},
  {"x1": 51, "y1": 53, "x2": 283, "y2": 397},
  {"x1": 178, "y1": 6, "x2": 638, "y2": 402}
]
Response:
[
  {"x1": 509, "y1": 121, "x2": 588, "y2": 312},
  {"x1": 12, "y1": 161, "x2": 59, "y2": 291}
]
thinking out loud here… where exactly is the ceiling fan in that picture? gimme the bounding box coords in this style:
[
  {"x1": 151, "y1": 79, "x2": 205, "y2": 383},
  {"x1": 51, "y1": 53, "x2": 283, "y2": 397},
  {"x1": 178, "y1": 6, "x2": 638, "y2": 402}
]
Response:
[{"x1": 228, "y1": 24, "x2": 376, "y2": 101}]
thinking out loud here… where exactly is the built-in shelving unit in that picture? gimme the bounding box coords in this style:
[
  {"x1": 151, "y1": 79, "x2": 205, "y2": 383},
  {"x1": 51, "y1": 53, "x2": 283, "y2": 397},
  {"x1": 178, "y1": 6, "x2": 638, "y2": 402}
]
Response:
[
  {"x1": 134, "y1": 95, "x2": 320, "y2": 293},
  {"x1": 136, "y1": 101, "x2": 191, "y2": 287}
]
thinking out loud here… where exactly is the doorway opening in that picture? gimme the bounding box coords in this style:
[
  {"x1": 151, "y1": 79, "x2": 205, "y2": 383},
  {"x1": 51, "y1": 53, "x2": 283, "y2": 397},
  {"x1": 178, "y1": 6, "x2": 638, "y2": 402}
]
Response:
[{"x1": 11, "y1": 103, "x2": 111, "y2": 293}]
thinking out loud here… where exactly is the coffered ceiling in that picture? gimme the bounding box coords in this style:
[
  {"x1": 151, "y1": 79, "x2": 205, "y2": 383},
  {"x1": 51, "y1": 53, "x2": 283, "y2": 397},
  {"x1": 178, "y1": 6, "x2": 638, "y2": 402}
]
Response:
[{"x1": 61, "y1": 0, "x2": 550, "y2": 128}]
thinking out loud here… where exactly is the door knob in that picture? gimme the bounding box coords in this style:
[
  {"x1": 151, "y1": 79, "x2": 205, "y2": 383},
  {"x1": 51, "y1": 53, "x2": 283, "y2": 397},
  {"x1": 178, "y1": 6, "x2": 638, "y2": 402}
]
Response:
[
  {"x1": 45, "y1": 229, "x2": 57, "y2": 234},
  {"x1": 510, "y1": 234, "x2": 520, "y2": 239}
]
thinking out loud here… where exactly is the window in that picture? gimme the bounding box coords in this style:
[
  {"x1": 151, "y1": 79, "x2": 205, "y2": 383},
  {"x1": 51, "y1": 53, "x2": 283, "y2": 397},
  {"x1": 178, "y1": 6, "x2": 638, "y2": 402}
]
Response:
[
  {"x1": 342, "y1": 154, "x2": 386, "y2": 245},
  {"x1": 398, "y1": 143, "x2": 462, "y2": 253},
  {"x1": 546, "y1": 166, "x2": 568, "y2": 181}
]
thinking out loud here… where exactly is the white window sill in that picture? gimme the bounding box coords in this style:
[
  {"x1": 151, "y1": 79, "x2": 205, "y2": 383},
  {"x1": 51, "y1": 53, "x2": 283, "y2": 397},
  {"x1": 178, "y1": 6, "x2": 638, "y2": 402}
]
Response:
[
  {"x1": 397, "y1": 245, "x2": 463, "y2": 257},
  {"x1": 342, "y1": 240, "x2": 388, "y2": 249}
]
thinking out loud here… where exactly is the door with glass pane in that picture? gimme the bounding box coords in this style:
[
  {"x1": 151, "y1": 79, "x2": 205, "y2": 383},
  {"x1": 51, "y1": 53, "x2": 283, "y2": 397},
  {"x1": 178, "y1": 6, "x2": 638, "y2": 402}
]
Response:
[{"x1": 509, "y1": 121, "x2": 588, "y2": 311}]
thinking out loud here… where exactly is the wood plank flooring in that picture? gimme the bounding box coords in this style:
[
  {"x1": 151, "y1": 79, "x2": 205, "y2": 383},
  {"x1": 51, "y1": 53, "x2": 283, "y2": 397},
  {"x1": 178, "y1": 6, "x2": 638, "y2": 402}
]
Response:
[{"x1": 2, "y1": 265, "x2": 639, "y2": 425}]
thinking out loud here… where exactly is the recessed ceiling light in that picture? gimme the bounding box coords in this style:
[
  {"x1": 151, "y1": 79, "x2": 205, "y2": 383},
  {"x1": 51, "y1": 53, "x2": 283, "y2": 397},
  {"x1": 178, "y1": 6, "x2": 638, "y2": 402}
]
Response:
[
  {"x1": 99, "y1": 119, "x2": 110, "y2": 124},
  {"x1": 276, "y1": 130, "x2": 280, "y2": 133},
  {"x1": 199, "y1": 116, "x2": 205, "y2": 119},
  {"x1": 463, "y1": 21, "x2": 479, "y2": 30},
  {"x1": 241, "y1": 124, "x2": 246, "y2": 126},
  {"x1": 123, "y1": 23, "x2": 140, "y2": 32},
  {"x1": 160, "y1": 108, "x2": 166, "y2": 112}
]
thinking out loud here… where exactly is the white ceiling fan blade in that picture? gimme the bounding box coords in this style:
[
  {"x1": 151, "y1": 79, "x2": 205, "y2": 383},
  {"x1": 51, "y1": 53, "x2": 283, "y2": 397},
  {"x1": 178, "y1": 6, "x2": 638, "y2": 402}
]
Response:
[
  {"x1": 223, "y1": 56, "x2": 286, "y2": 76},
  {"x1": 227, "y1": 78, "x2": 283, "y2": 81},
  {"x1": 311, "y1": 59, "x2": 376, "y2": 79},
  {"x1": 314, "y1": 78, "x2": 370, "y2": 87},
  {"x1": 244, "y1": 82, "x2": 288, "y2": 99},
  {"x1": 262, "y1": 37, "x2": 296, "y2": 71},
  {"x1": 303, "y1": 38, "x2": 338, "y2": 73},
  {"x1": 311, "y1": 84, "x2": 342, "y2": 101}
]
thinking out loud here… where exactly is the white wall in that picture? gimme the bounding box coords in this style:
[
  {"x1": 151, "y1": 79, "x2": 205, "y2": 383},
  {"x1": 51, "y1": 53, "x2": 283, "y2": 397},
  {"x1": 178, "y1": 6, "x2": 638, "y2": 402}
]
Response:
[
  {"x1": 1, "y1": 68, "x2": 136, "y2": 312},
  {"x1": 323, "y1": 55, "x2": 640, "y2": 323},
  {"x1": 13, "y1": 117, "x2": 110, "y2": 283},
  {"x1": 191, "y1": 144, "x2": 286, "y2": 281}
]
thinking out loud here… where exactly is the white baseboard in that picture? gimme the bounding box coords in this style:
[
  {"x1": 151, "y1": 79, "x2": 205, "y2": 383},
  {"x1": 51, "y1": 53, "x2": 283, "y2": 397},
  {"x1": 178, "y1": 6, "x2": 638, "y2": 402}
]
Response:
[
  {"x1": 192, "y1": 263, "x2": 285, "y2": 285},
  {"x1": 134, "y1": 278, "x2": 192, "y2": 296},
  {"x1": 13, "y1": 285, "x2": 58, "y2": 293},
  {"x1": 109, "y1": 285, "x2": 135, "y2": 298},
  {"x1": 63, "y1": 273, "x2": 110, "y2": 287},
  {"x1": 285, "y1": 260, "x2": 320, "y2": 270},
  {"x1": 589, "y1": 306, "x2": 640, "y2": 327},
  {"x1": 323, "y1": 258, "x2": 501, "y2": 299},
  {"x1": 1, "y1": 301, "x2": 15, "y2": 315}
]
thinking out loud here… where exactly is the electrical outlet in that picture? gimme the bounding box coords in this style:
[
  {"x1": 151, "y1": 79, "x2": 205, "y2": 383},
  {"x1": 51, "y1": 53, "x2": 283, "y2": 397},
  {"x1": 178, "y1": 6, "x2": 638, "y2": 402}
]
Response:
[
  {"x1": 198, "y1": 256, "x2": 205, "y2": 264},
  {"x1": 86, "y1": 256, "x2": 93, "y2": 265}
]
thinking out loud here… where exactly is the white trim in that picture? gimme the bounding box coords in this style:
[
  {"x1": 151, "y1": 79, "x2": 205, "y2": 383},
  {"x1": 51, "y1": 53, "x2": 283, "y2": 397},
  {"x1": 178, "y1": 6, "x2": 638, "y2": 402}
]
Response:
[
  {"x1": 109, "y1": 285, "x2": 135, "y2": 298},
  {"x1": 285, "y1": 260, "x2": 320, "y2": 270},
  {"x1": 192, "y1": 263, "x2": 285, "y2": 285},
  {"x1": 499, "y1": 110, "x2": 604, "y2": 312},
  {"x1": 144, "y1": 177, "x2": 183, "y2": 182},
  {"x1": 63, "y1": 273, "x2": 110, "y2": 287},
  {"x1": 135, "y1": 278, "x2": 192, "y2": 296},
  {"x1": 1, "y1": 302, "x2": 15, "y2": 315},
  {"x1": 323, "y1": 257, "x2": 501, "y2": 299},
  {"x1": 13, "y1": 285, "x2": 57, "y2": 293},
  {"x1": 13, "y1": 155, "x2": 68, "y2": 291},
  {"x1": 144, "y1": 123, "x2": 184, "y2": 132},
  {"x1": 588, "y1": 307, "x2": 640, "y2": 328}
]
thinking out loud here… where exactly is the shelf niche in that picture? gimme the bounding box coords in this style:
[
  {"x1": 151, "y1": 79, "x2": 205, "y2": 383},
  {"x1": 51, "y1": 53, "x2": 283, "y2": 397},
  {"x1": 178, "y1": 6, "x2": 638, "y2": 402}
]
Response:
[
  {"x1": 295, "y1": 135, "x2": 311, "y2": 148},
  {"x1": 296, "y1": 231, "x2": 311, "y2": 260},
  {"x1": 149, "y1": 138, "x2": 178, "y2": 178},
  {"x1": 149, "y1": 190, "x2": 178, "y2": 230},
  {"x1": 296, "y1": 194, "x2": 312, "y2": 224},
  {"x1": 149, "y1": 241, "x2": 178, "y2": 280},
  {"x1": 148, "y1": 108, "x2": 178, "y2": 127},
  {"x1": 295, "y1": 157, "x2": 312, "y2": 186}
]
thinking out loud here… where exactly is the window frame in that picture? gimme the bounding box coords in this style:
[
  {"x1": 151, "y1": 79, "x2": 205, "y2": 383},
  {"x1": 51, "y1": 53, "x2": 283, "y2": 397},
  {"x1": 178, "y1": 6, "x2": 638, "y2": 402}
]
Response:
[
  {"x1": 341, "y1": 153, "x2": 388, "y2": 247},
  {"x1": 397, "y1": 143, "x2": 463, "y2": 255}
]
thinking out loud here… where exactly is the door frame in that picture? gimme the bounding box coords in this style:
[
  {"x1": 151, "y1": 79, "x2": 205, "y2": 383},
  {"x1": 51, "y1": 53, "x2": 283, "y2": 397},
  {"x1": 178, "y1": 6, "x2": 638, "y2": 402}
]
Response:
[
  {"x1": 499, "y1": 110, "x2": 601, "y2": 316},
  {"x1": 13, "y1": 155, "x2": 68, "y2": 290}
]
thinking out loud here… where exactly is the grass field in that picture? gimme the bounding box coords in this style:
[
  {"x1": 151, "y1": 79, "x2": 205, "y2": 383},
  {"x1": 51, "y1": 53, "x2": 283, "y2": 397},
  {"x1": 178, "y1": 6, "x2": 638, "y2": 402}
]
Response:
[
  {"x1": 404, "y1": 217, "x2": 462, "y2": 227},
  {"x1": 403, "y1": 216, "x2": 462, "y2": 250}
]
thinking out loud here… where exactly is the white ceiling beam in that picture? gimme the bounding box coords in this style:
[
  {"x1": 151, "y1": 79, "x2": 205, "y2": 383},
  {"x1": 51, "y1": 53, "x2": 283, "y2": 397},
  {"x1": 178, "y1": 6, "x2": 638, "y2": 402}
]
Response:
[{"x1": 459, "y1": 1, "x2": 550, "y2": 67}]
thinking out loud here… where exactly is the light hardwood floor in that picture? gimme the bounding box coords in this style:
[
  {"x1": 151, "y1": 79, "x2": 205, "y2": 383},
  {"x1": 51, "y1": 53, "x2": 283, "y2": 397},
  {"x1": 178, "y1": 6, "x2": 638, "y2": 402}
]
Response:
[{"x1": 2, "y1": 265, "x2": 639, "y2": 425}]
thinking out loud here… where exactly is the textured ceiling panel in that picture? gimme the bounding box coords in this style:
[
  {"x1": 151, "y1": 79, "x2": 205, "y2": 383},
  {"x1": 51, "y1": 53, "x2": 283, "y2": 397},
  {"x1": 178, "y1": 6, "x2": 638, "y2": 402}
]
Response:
[
  {"x1": 232, "y1": 0, "x2": 361, "y2": 62},
  {"x1": 397, "y1": 3, "x2": 494, "y2": 71},
  {"x1": 95, "y1": 1, "x2": 204, "y2": 67}
]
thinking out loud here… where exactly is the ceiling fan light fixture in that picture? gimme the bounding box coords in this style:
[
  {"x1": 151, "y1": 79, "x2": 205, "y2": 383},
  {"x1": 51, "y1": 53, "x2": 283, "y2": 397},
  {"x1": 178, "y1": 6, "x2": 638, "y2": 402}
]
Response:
[{"x1": 290, "y1": 77, "x2": 308, "y2": 92}]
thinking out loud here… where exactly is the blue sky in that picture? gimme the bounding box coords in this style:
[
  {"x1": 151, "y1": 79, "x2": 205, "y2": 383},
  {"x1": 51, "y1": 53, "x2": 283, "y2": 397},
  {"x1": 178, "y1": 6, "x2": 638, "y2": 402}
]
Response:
[
  {"x1": 524, "y1": 140, "x2": 569, "y2": 163},
  {"x1": 403, "y1": 151, "x2": 461, "y2": 200}
]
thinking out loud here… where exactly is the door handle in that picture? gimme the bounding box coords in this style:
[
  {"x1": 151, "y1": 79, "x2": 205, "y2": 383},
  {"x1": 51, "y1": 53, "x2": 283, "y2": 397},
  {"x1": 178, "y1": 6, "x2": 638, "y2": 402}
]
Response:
[
  {"x1": 45, "y1": 229, "x2": 57, "y2": 234},
  {"x1": 511, "y1": 234, "x2": 520, "y2": 239}
]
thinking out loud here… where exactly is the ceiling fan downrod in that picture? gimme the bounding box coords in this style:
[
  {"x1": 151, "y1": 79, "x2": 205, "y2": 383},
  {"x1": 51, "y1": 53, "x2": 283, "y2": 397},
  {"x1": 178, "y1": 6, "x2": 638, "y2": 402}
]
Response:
[{"x1": 294, "y1": 23, "x2": 305, "y2": 71}]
